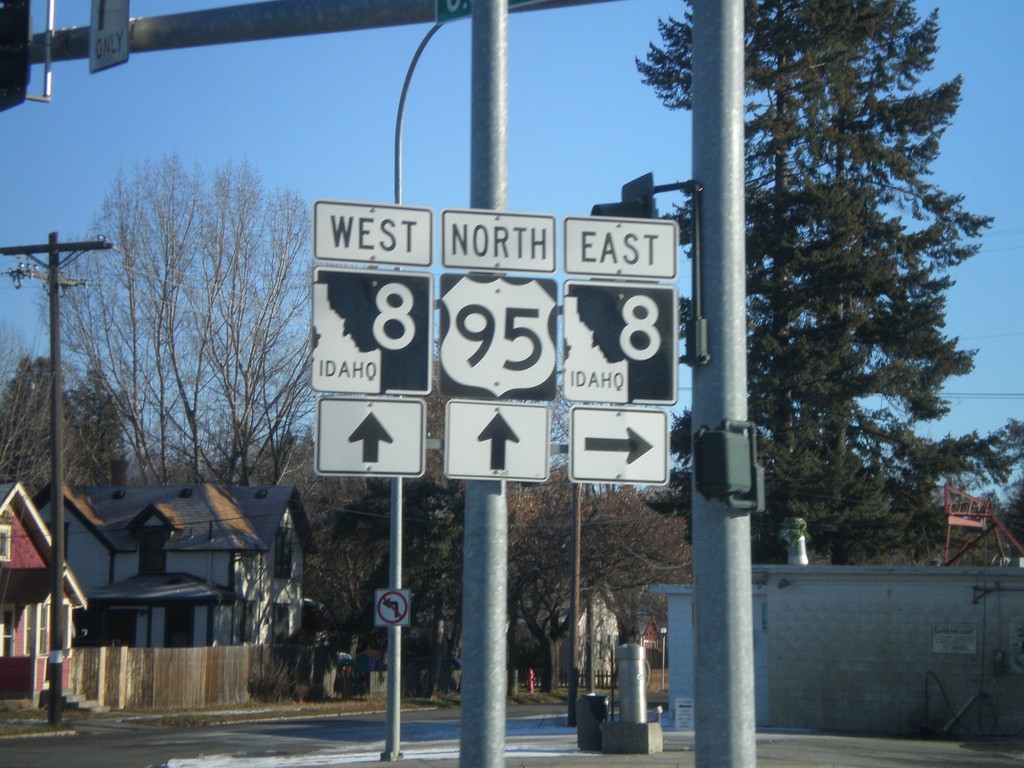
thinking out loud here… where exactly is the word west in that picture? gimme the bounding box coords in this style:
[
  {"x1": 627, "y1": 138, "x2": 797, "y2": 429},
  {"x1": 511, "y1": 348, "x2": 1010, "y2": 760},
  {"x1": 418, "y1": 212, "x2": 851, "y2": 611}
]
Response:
[{"x1": 329, "y1": 216, "x2": 420, "y2": 257}]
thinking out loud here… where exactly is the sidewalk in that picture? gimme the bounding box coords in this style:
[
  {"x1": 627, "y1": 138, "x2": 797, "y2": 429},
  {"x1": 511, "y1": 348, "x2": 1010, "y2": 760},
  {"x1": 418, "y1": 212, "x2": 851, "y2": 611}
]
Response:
[{"x1": 338, "y1": 730, "x2": 1024, "y2": 768}]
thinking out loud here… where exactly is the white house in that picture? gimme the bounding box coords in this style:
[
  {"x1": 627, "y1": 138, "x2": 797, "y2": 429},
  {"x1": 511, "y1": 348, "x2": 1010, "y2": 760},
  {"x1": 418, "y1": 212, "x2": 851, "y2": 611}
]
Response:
[{"x1": 37, "y1": 483, "x2": 310, "y2": 648}]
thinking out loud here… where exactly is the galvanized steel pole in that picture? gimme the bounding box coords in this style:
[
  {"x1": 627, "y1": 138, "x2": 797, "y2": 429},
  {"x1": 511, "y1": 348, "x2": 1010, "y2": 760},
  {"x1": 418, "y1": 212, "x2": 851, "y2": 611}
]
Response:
[
  {"x1": 381, "y1": 478, "x2": 403, "y2": 761},
  {"x1": 690, "y1": 0, "x2": 757, "y2": 766},
  {"x1": 460, "y1": 0, "x2": 508, "y2": 764}
]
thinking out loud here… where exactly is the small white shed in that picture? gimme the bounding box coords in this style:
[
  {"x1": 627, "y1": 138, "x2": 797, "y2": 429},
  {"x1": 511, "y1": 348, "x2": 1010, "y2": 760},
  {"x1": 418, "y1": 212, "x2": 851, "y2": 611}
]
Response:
[{"x1": 655, "y1": 565, "x2": 1024, "y2": 735}]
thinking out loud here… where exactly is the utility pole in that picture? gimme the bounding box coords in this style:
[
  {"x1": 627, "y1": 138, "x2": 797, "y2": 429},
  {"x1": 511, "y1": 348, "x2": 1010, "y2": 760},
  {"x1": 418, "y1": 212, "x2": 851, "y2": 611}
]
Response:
[
  {"x1": 460, "y1": 1, "x2": 508, "y2": 765},
  {"x1": 1, "y1": 233, "x2": 112, "y2": 725},
  {"x1": 690, "y1": 1, "x2": 757, "y2": 766}
]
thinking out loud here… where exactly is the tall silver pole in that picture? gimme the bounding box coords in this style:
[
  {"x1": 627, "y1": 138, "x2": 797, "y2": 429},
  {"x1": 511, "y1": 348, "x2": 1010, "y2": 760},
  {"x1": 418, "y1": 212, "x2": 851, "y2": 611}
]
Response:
[
  {"x1": 690, "y1": 1, "x2": 757, "y2": 767},
  {"x1": 461, "y1": 1, "x2": 508, "y2": 764},
  {"x1": 383, "y1": 22, "x2": 441, "y2": 758},
  {"x1": 381, "y1": 478, "x2": 403, "y2": 761}
]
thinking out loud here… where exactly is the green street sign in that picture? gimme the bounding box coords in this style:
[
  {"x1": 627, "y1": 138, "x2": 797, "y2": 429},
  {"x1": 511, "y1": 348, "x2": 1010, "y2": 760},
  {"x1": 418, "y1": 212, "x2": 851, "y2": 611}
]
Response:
[{"x1": 437, "y1": 0, "x2": 540, "y2": 23}]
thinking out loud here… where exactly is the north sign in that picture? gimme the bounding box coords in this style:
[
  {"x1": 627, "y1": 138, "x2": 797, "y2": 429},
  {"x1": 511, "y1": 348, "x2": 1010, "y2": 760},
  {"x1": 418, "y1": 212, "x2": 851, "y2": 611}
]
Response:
[
  {"x1": 564, "y1": 216, "x2": 679, "y2": 280},
  {"x1": 315, "y1": 397, "x2": 425, "y2": 478},
  {"x1": 439, "y1": 274, "x2": 558, "y2": 400},
  {"x1": 569, "y1": 406, "x2": 669, "y2": 486},
  {"x1": 445, "y1": 400, "x2": 550, "y2": 482},
  {"x1": 312, "y1": 268, "x2": 432, "y2": 396},
  {"x1": 563, "y1": 281, "x2": 679, "y2": 405},
  {"x1": 314, "y1": 200, "x2": 432, "y2": 267},
  {"x1": 441, "y1": 208, "x2": 556, "y2": 273}
]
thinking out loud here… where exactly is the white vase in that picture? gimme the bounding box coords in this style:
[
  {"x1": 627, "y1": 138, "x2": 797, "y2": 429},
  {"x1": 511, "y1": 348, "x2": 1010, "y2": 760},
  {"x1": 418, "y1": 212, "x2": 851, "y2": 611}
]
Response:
[{"x1": 787, "y1": 536, "x2": 808, "y2": 565}]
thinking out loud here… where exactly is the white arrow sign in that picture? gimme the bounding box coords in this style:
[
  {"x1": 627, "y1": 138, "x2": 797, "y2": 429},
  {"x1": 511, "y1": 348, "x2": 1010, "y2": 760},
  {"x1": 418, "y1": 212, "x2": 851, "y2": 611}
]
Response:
[
  {"x1": 569, "y1": 406, "x2": 669, "y2": 486},
  {"x1": 315, "y1": 397, "x2": 425, "y2": 477},
  {"x1": 445, "y1": 400, "x2": 550, "y2": 482}
]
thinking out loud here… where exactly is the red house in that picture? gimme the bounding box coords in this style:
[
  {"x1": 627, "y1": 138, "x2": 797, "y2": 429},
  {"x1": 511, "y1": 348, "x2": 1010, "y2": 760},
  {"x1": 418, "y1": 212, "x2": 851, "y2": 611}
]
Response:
[{"x1": 0, "y1": 482, "x2": 87, "y2": 707}]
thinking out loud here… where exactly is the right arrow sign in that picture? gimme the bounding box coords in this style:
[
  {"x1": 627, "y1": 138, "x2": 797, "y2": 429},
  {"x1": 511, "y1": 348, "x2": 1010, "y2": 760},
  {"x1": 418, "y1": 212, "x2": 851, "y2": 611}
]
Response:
[{"x1": 570, "y1": 407, "x2": 669, "y2": 486}]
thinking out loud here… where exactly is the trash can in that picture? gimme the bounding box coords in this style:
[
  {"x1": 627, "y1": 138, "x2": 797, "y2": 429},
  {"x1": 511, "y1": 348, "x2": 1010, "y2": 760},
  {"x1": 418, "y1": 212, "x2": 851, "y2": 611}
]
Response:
[
  {"x1": 617, "y1": 643, "x2": 648, "y2": 724},
  {"x1": 576, "y1": 693, "x2": 607, "y2": 750}
]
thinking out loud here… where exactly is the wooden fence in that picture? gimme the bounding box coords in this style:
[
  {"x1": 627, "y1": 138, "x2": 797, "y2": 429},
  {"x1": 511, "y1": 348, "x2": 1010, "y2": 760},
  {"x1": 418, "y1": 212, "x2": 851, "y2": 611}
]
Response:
[{"x1": 67, "y1": 646, "x2": 457, "y2": 711}]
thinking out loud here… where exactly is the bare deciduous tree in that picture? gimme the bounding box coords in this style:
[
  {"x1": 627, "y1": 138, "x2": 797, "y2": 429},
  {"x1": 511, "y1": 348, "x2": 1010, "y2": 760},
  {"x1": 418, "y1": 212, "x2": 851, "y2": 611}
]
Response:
[{"x1": 64, "y1": 156, "x2": 311, "y2": 484}]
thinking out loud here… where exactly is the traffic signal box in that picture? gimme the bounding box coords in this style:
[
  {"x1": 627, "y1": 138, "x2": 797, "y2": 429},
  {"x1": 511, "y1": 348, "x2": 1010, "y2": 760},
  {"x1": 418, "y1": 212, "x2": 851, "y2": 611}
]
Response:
[{"x1": 0, "y1": 0, "x2": 30, "y2": 112}]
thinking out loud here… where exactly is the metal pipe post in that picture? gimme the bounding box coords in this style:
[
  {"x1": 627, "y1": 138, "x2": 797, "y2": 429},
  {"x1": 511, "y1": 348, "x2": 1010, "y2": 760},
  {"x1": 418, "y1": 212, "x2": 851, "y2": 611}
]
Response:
[
  {"x1": 381, "y1": 478, "x2": 403, "y2": 761},
  {"x1": 690, "y1": 0, "x2": 757, "y2": 766},
  {"x1": 460, "y1": 1, "x2": 509, "y2": 765}
]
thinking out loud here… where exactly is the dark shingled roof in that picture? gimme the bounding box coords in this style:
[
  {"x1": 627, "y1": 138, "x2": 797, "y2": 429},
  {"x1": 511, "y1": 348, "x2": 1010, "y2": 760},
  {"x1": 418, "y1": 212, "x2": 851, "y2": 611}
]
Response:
[
  {"x1": 62, "y1": 484, "x2": 306, "y2": 554},
  {"x1": 86, "y1": 572, "x2": 237, "y2": 605}
]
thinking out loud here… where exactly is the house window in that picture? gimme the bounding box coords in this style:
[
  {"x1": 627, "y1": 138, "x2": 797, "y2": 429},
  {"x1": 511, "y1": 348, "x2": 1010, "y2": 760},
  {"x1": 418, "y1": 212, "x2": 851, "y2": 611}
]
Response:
[
  {"x1": 1, "y1": 609, "x2": 13, "y2": 657},
  {"x1": 140, "y1": 528, "x2": 167, "y2": 574},
  {"x1": 272, "y1": 603, "x2": 290, "y2": 644},
  {"x1": 0, "y1": 524, "x2": 11, "y2": 561},
  {"x1": 274, "y1": 527, "x2": 293, "y2": 579},
  {"x1": 239, "y1": 599, "x2": 257, "y2": 644},
  {"x1": 164, "y1": 604, "x2": 194, "y2": 647}
]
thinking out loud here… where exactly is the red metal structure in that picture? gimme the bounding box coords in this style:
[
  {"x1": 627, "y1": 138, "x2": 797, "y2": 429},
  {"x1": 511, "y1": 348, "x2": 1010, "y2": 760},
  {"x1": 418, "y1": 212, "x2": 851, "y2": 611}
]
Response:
[{"x1": 943, "y1": 485, "x2": 1024, "y2": 566}]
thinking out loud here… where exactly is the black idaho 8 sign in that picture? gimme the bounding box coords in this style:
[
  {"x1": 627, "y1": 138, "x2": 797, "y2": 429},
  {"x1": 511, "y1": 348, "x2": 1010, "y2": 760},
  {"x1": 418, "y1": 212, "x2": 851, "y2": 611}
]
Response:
[
  {"x1": 312, "y1": 268, "x2": 433, "y2": 396},
  {"x1": 563, "y1": 280, "x2": 679, "y2": 405}
]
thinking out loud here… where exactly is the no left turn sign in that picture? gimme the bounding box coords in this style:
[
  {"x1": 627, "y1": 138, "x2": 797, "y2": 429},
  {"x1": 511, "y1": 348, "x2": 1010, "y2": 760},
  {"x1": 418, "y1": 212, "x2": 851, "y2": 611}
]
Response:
[{"x1": 374, "y1": 589, "x2": 411, "y2": 627}]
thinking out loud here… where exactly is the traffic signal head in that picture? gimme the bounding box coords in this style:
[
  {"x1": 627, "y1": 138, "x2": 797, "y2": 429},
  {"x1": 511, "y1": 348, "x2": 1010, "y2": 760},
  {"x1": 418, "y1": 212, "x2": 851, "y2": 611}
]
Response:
[
  {"x1": 0, "y1": 0, "x2": 31, "y2": 112},
  {"x1": 591, "y1": 172, "x2": 657, "y2": 219}
]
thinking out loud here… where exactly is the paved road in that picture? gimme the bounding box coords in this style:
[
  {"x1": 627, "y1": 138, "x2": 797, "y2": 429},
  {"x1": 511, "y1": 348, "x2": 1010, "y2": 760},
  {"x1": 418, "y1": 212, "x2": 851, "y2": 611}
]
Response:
[{"x1": 4, "y1": 704, "x2": 1024, "y2": 767}]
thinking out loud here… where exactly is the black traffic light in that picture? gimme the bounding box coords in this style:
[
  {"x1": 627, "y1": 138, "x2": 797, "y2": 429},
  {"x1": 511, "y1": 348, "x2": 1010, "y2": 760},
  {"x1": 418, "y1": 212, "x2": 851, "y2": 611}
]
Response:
[
  {"x1": 591, "y1": 172, "x2": 657, "y2": 219},
  {"x1": 0, "y1": 0, "x2": 30, "y2": 112}
]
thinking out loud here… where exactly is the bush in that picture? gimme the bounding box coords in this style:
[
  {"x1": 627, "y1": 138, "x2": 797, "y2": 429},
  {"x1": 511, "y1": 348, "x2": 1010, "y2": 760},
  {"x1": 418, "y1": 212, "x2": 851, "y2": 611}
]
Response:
[{"x1": 247, "y1": 656, "x2": 292, "y2": 702}]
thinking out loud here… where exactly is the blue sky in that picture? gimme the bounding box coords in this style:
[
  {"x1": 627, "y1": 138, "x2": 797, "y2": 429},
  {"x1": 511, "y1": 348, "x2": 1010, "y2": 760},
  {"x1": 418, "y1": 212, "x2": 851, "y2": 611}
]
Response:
[{"x1": 0, "y1": 1, "x2": 1021, "y2": 461}]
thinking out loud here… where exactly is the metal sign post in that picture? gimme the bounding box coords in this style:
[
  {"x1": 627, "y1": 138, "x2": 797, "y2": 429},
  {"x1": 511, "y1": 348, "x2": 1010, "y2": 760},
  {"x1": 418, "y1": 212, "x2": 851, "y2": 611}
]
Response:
[
  {"x1": 690, "y1": 0, "x2": 757, "y2": 766},
  {"x1": 460, "y1": 1, "x2": 508, "y2": 765}
]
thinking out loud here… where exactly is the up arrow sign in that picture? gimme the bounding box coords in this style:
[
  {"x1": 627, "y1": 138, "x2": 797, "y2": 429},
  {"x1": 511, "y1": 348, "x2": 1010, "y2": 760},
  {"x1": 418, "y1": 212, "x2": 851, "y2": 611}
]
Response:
[
  {"x1": 478, "y1": 413, "x2": 520, "y2": 471},
  {"x1": 315, "y1": 398, "x2": 424, "y2": 478},
  {"x1": 349, "y1": 412, "x2": 393, "y2": 463},
  {"x1": 446, "y1": 401, "x2": 550, "y2": 482}
]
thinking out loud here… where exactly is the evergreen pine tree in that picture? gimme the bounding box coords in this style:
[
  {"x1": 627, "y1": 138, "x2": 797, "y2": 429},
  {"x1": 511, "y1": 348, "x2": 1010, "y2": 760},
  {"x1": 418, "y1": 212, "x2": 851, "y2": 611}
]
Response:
[{"x1": 640, "y1": 0, "x2": 1009, "y2": 563}]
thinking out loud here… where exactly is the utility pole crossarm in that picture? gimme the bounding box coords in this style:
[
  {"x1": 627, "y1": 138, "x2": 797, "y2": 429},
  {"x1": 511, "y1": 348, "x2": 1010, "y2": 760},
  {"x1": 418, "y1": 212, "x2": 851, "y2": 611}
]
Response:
[{"x1": 29, "y1": 0, "x2": 620, "y2": 64}]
